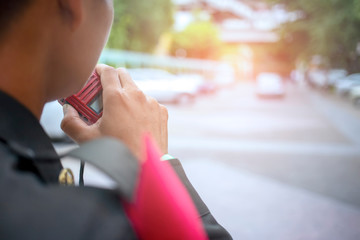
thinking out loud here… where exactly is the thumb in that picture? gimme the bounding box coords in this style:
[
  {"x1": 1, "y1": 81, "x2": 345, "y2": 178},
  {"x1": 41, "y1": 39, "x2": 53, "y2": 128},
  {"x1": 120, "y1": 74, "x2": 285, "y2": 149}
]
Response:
[{"x1": 61, "y1": 104, "x2": 94, "y2": 143}]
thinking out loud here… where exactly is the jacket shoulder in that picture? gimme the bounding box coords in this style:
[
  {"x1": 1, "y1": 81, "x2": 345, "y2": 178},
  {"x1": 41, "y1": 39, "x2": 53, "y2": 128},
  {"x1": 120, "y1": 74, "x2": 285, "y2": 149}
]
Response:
[{"x1": 0, "y1": 142, "x2": 137, "y2": 240}]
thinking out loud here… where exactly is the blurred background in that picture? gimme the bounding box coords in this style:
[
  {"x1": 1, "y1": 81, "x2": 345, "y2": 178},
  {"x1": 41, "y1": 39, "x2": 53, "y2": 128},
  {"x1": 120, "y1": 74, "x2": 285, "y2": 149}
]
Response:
[{"x1": 41, "y1": 0, "x2": 360, "y2": 239}]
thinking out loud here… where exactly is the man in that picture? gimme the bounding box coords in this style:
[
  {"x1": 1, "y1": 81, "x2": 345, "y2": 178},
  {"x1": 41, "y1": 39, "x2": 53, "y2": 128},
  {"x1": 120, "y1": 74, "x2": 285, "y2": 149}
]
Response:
[{"x1": 0, "y1": 0, "x2": 232, "y2": 239}]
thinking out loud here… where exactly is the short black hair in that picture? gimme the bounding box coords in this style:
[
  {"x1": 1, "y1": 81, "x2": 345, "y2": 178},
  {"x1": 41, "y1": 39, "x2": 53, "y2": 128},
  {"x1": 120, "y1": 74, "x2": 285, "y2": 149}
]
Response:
[{"x1": 0, "y1": 1, "x2": 33, "y2": 40}]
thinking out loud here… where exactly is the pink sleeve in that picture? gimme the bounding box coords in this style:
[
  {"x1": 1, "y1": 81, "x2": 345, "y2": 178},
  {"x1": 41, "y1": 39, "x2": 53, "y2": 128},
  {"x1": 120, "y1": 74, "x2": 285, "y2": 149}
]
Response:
[{"x1": 124, "y1": 134, "x2": 208, "y2": 240}]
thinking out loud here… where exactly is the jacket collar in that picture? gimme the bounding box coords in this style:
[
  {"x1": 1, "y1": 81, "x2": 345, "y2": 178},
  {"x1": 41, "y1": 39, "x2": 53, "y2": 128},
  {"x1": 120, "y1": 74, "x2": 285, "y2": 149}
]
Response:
[{"x1": 0, "y1": 90, "x2": 62, "y2": 183}]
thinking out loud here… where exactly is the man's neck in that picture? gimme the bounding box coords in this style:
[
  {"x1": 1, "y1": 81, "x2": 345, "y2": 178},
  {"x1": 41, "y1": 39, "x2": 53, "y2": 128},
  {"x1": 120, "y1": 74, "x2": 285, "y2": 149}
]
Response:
[{"x1": 0, "y1": 18, "x2": 48, "y2": 119}]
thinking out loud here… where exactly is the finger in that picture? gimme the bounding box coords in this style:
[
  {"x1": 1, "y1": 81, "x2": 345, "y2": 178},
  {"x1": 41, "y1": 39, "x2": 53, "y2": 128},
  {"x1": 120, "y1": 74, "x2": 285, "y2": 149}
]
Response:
[
  {"x1": 61, "y1": 104, "x2": 91, "y2": 142},
  {"x1": 95, "y1": 64, "x2": 122, "y2": 92},
  {"x1": 117, "y1": 67, "x2": 139, "y2": 90},
  {"x1": 159, "y1": 104, "x2": 169, "y2": 121}
]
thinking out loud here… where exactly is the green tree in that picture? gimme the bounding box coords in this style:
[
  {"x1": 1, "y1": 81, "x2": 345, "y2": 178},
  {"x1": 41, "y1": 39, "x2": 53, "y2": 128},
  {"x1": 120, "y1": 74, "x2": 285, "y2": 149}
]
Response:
[
  {"x1": 170, "y1": 21, "x2": 222, "y2": 60},
  {"x1": 267, "y1": 0, "x2": 360, "y2": 72},
  {"x1": 106, "y1": 0, "x2": 174, "y2": 53}
]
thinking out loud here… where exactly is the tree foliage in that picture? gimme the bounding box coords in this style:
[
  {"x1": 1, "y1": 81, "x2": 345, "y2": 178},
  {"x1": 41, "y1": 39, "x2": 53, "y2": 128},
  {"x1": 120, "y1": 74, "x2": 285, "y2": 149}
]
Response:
[
  {"x1": 106, "y1": 0, "x2": 174, "y2": 53},
  {"x1": 169, "y1": 21, "x2": 222, "y2": 60},
  {"x1": 267, "y1": 0, "x2": 360, "y2": 72}
]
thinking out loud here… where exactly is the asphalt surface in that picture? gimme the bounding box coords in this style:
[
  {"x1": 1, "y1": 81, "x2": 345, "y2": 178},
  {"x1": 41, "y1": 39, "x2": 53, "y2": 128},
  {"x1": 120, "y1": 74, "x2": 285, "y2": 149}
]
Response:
[
  {"x1": 166, "y1": 82, "x2": 360, "y2": 240},
  {"x1": 56, "y1": 82, "x2": 360, "y2": 240}
]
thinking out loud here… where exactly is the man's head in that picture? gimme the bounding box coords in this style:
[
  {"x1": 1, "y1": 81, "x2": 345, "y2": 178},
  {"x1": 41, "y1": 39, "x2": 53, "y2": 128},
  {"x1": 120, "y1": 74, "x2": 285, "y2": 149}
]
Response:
[
  {"x1": 0, "y1": 0, "x2": 114, "y2": 116},
  {"x1": 0, "y1": 1, "x2": 34, "y2": 41}
]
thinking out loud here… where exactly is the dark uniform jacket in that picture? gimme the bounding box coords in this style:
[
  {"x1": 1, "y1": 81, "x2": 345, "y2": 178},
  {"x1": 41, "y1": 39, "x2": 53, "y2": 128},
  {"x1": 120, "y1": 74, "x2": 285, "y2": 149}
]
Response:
[{"x1": 0, "y1": 91, "x2": 232, "y2": 240}]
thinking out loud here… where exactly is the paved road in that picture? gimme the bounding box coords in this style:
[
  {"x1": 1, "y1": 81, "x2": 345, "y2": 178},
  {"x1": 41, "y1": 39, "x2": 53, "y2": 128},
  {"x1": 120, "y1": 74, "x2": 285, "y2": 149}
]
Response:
[
  {"x1": 56, "y1": 82, "x2": 360, "y2": 239},
  {"x1": 165, "y1": 82, "x2": 360, "y2": 240}
]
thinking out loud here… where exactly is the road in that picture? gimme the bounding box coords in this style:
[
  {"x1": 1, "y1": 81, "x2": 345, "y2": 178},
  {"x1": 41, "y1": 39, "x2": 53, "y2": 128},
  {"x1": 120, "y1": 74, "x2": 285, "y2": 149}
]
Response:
[
  {"x1": 165, "y1": 82, "x2": 360, "y2": 240},
  {"x1": 56, "y1": 82, "x2": 360, "y2": 240}
]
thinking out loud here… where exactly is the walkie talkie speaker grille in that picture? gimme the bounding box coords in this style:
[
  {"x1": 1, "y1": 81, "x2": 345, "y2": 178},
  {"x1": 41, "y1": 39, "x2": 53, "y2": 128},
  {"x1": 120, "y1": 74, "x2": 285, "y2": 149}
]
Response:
[{"x1": 59, "y1": 72, "x2": 103, "y2": 125}]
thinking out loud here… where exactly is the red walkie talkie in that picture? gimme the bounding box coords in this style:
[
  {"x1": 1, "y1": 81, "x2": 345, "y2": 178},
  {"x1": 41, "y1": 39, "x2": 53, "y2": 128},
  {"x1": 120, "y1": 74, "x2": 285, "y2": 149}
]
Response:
[{"x1": 59, "y1": 71, "x2": 102, "y2": 125}]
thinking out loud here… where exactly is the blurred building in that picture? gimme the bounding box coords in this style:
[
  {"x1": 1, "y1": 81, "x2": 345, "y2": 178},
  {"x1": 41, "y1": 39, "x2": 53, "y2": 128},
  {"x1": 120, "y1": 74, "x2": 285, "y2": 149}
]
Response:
[{"x1": 172, "y1": 0, "x2": 292, "y2": 80}]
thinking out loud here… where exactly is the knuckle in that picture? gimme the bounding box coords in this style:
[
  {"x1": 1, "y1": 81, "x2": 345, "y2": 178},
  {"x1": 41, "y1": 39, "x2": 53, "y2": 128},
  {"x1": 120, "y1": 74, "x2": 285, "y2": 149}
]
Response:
[
  {"x1": 102, "y1": 66, "x2": 116, "y2": 74},
  {"x1": 60, "y1": 120, "x2": 67, "y2": 131},
  {"x1": 116, "y1": 67, "x2": 128, "y2": 74},
  {"x1": 106, "y1": 88, "x2": 124, "y2": 101},
  {"x1": 108, "y1": 87, "x2": 121, "y2": 96},
  {"x1": 116, "y1": 68, "x2": 132, "y2": 81},
  {"x1": 160, "y1": 104, "x2": 169, "y2": 118},
  {"x1": 60, "y1": 116, "x2": 74, "y2": 132},
  {"x1": 147, "y1": 96, "x2": 159, "y2": 107},
  {"x1": 148, "y1": 96, "x2": 158, "y2": 104},
  {"x1": 160, "y1": 105, "x2": 169, "y2": 119},
  {"x1": 132, "y1": 89, "x2": 146, "y2": 100}
]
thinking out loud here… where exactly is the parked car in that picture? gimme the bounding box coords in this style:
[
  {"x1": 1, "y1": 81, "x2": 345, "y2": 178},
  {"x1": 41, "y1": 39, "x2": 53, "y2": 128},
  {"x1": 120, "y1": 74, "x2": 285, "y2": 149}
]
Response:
[
  {"x1": 177, "y1": 73, "x2": 217, "y2": 95},
  {"x1": 335, "y1": 73, "x2": 360, "y2": 96},
  {"x1": 214, "y1": 63, "x2": 235, "y2": 87},
  {"x1": 307, "y1": 69, "x2": 348, "y2": 89},
  {"x1": 255, "y1": 73, "x2": 285, "y2": 98},
  {"x1": 308, "y1": 70, "x2": 327, "y2": 88},
  {"x1": 41, "y1": 68, "x2": 200, "y2": 140},
  {"x1": 128, "y1": 68, "x2": 198, "y2": 104},
  {"x1": 326, "y1": 69, "x2": 348, "y2": 88},
  {"x1": 350, "y1": 85, "x2": 360, "y2": 107},
  {"x1": 40, "y1": 101, "x2": 70, "y2": 141}
]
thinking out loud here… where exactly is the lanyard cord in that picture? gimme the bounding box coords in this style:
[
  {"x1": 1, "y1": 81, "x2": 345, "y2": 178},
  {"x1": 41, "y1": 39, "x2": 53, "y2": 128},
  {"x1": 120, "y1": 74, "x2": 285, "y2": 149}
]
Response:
[{"x1": 79, "y1": 161, "x2": 85, "y2": 186}]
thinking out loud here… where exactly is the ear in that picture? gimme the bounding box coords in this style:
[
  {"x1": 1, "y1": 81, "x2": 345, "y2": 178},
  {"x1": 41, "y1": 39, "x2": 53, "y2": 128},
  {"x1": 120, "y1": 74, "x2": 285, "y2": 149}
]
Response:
[{"x1": 57, "y1": 0, "x2": 84, "y2": 30}]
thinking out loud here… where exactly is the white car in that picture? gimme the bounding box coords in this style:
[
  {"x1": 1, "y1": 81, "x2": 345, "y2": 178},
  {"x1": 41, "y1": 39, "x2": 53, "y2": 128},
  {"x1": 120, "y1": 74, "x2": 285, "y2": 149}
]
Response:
[
  {"x1": 40, "y1": 101, "x2": 70, "y2": 141},
  {"x1": 128, "y1": 68, "x2": 197, "y2": 104},
  {"x1": 255, "y1": 73, "x2": 285, "y2": 97},
  {"x1": 41, "y1": 68, "x2": 199, "y2": 140},
  {"x1": 350, "y1": 86, "x2": 360, "y2": 107},
  {"x1": 335, "y1": 73, "x2": 360, "y2": 96},
  {"x1": 214, "y1": 63, "x2": 235, "y2": 87},
  {"x1": 308, "y1": 70, "x2": 327, "y2": 88},
  {"x1": 326, "y1": 69, "x2": 347, "y2": 88}
]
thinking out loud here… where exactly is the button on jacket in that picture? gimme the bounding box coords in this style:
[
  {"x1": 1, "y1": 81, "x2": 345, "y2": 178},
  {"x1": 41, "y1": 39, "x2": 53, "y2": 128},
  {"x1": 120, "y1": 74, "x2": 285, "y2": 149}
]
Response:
[{"x1": 0, "y1": 90, "x2": 232, "y2": 240}]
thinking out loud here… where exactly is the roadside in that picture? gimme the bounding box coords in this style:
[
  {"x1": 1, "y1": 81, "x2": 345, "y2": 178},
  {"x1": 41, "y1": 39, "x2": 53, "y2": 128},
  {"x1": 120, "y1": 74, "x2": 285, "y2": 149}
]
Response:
[
  {"x1": 307, "y1": 87, "x2": 360, "y2": 121},
  {"x1": 167, "y1": 82, "x2": 360, "y2": 239}
]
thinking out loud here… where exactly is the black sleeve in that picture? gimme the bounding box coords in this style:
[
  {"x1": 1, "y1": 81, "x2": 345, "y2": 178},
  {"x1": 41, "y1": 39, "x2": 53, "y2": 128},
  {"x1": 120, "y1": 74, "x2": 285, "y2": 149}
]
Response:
[{"x1": 168, "y1": 159, "x2": 233, "y2": 240}]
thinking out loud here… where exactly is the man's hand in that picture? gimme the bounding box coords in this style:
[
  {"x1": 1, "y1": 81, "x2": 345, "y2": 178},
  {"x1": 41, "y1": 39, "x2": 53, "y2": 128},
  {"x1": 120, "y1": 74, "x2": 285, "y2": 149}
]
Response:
[{"x1": 61, "y1": 64, "x2": 169, "y2": 160}]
